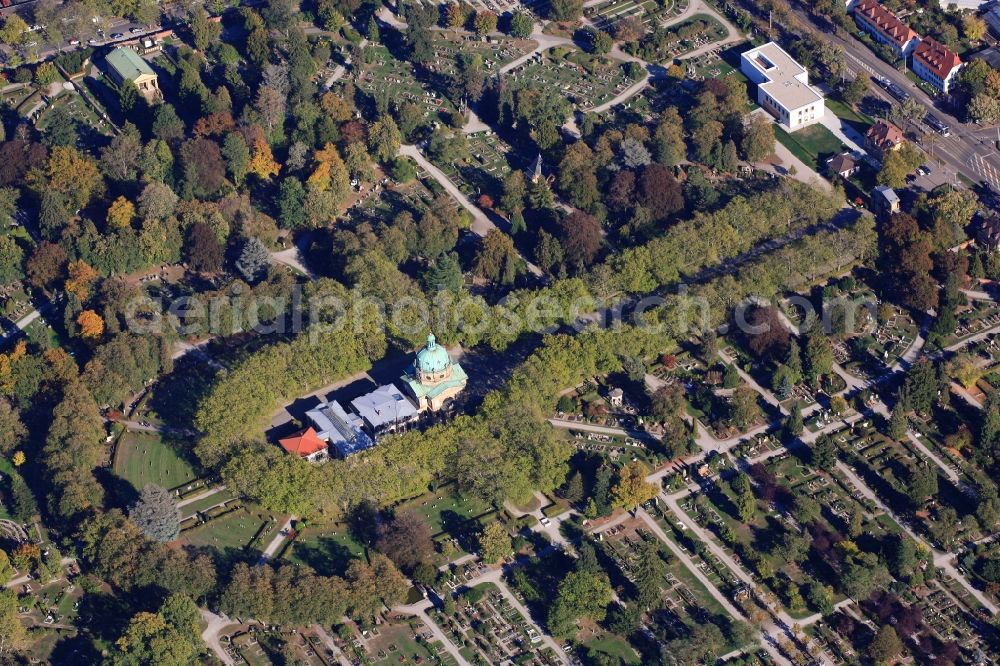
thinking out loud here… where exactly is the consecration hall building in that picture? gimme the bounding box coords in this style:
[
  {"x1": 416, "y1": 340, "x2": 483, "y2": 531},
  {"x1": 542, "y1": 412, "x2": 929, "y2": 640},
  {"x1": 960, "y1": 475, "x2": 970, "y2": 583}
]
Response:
[{"x1": 280, "y1": 334, "x2": 467, "y2": 461}]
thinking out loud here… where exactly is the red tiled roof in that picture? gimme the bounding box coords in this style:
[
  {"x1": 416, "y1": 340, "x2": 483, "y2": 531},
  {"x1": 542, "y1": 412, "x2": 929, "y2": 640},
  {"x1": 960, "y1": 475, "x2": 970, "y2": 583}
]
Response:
[
  {"x1": 853, "y1": 0, "x2": 920, "y2": 48},
  {"x1": 278, "y1": 427, "x2": 327, "y2": 457},
  {"x1": 913, "y1": 37, "x2": 962, "y2": 80},
  {"x1": 866, "y1": 119, "x2": 904, "y2": 150}
]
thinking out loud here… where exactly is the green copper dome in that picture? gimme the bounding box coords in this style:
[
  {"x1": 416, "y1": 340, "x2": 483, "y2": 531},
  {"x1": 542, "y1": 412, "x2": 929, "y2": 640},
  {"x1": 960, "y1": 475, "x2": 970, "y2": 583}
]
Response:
[{"x1": 416, "y1": 334, "x2": 451, "y2": 374}]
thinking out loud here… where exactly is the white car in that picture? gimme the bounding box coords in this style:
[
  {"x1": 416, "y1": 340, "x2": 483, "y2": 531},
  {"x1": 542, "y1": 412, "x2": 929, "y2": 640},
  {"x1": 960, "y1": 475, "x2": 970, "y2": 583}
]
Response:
[{"x1": 69, "y1": 38, "x2": 80, "y2": 45}]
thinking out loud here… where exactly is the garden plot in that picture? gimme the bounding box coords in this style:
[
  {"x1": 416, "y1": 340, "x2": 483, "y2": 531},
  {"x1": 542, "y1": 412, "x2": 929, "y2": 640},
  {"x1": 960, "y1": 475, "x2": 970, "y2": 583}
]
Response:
[
  {"x1": 359, "y1": 615, "x2": 460, "y2": 666},
  {"x1": 349, "y1": 174, "x2": 461, "y2": 226},
  {"x1": 357, "y1": 46, "x2": 455, "y2": 118},
  {"x1": 35, "y1": 91, "x2": 112, "y2": 140},
  {"x1": 112, "y1": 431, "x2": 198, "y2": 493},
  {"x1": 627, "y1": 14, "x2": 728, "y2": 63},
  {"x1": 685, "y1": 48, "x2": 734, "y2": 80},
  {"x1": 433, "y1": 582, "x2": 561, "y2": 665},
  {"x1": 428, "y1": 32, "x2": 535, "y2": 79},
  {"x1": 467, "y1": 0, "x2": 520, "y2": 12},
  {"x1": 945, "y1": 299, "x2": 1000, "y2": 347},
  {"x1": 506, "y1": 47, "x2": 630, "y2": 110},
  {"x1": 681, "y1": 451, "x2": 881, "y2": 618},
  {"x1": 436, "y1": 130, "x2": 518, "y2": 200},
  {"x1": 586, "y1": 0, "x2": 689, "y2": 32},
  {"x1": 645, "y1": 499, "x2": 741, "y2": 596},
  {"x1": 282, "y1": 524, "x2": 365, "y2": 576},
  {"x1": 916, "y1": 585, "x2": 992, "y2": 654},
  {"x1": 834, "y1": 426, "x2": 980, "y2": 545},
  {"x1": 600, "y1": 516, "x2": 731, "y2": 620}
]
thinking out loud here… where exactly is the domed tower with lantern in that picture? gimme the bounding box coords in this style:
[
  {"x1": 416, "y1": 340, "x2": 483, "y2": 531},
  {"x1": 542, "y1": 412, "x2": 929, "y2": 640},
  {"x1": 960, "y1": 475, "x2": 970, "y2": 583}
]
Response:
[{"x1": 401, "y1": 334, "x2": 468, "y2": 412}]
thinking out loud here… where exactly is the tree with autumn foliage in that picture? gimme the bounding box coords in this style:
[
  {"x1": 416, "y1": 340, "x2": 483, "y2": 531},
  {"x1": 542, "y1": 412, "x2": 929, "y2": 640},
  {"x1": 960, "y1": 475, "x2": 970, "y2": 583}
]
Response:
[
  {"x1": 247, "y1": 134, "x2": 280, "y2": 181},
  {"x1": 65, "y1": 260, "x2": 99, "y2": 301},
  {"x1": 557, "y1": 210, "x2": 603, "y2": 272},
  {"x1": 76, "y1": 310, "x2": 105, "y2": 341},
  {"x1": 611, "y1": 462, "x2": 658, "y2": 509},
  {"x1": 106, "y1": 196, "x2": 136, "y2": 230},
  {"x1": 880, "y1": 213, "x2": 938, "y2": 312},
  {"x1": 28, "y1": 145, "x2": 103, "y2": 212}
]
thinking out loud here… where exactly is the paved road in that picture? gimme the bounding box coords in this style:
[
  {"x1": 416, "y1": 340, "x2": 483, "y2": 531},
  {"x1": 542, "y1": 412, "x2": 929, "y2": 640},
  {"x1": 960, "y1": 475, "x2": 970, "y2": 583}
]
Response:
[
  {"x1": 200, "y1": 608, "x2": 236, "y2": 666},
  {"x1": 312, "y1": 625, "x2": 353, "y2": 666},
  {"x1": 394, "y1": 600, "x2": 473, "y2": 666},
  {"x1": 176, "y1": 485, "x2": 227, "y2": 509},
  {"x1": 258, "y1": 515, "x2": 297, "y2": 563},
  {"x1": 0, "y1": 299, "x2": 54, "y2": 349},
  {"x1": 271, "y1": 247, "x2": 315, "y2": 278}
]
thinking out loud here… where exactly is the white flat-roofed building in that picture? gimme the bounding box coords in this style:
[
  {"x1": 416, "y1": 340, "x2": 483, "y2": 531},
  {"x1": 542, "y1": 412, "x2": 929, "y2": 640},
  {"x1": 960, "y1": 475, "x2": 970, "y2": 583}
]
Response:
[{"x1": 740, "y1": 42, "x2": 825, "y2": 132}]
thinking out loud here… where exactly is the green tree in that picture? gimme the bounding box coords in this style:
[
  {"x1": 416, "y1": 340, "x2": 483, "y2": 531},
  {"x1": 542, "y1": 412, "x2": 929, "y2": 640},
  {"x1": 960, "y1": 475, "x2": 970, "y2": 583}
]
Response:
[
  {"x1": 785, "y1": 402, "x2": 804, "y2": 438},
  {"x1": 868, "y1": 625, "x2": 903, "y2": 664},
  {"x1": 547, "y1": 570, "x2": 613, "y2": 639},
  {"x1": 887, "y1": 398, "x2": 908, "y2": 441},
  {"x1": 812, "y1": 434, "x2": 836, "y2": 469},
  {"x1": 509, "y1": 11, "x2": 534, "y2": 37},
  {"x1": 548, "y1": 0, "x2": 583, "y2": 21},
  {"x1": 877, "y1": 149, "x2": 911, "y2": 188},
  {"x1": 222, "y1": 133, "x2": 250, "y2": 186},
  {"x1": 477, "y1": 521, "x2": 512, "y2": 563},
  {"x1": 804, "y1": 332, "x2": 833, "y2": 382},
  {"x1": 368, "y1": 116, "x2": 401, "y2": 163},
  {"x1": 0, "y1": 589, "x2": 26, "y2": 654},
  {"x1": 740, "y1": 113, "x2": 775, "y2": 162},
  {"x1": 632, "y1": 539, "x2": 667, "y2": 608},
  {"x1": 0, "y1": 237, "x2": 24, "y2": 286},
  {"x1": 841, "y1": 71, "x2": 868, "y2": 107},
  {"x1": 278, "y1": 177, "x2": 308, "y2": 229},
  {"x1": 589, "y1": 29, "x2": 613, "y2": 54},
  {"x1": 729, "y1": 385, "x2": 762, "y2": 429}
]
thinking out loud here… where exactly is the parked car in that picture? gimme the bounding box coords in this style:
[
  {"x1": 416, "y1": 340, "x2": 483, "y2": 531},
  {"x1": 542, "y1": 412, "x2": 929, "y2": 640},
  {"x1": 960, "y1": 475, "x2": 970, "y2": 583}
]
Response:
[
  {"x1": 130, "y1": 26, "x2": 142, "y2": 34},
  {"x1": 110, "y1": 32, "x2": 124, "y2": 39},
  {"x1": 69, "y1": 38, "x2": 80, "y2": 45}
]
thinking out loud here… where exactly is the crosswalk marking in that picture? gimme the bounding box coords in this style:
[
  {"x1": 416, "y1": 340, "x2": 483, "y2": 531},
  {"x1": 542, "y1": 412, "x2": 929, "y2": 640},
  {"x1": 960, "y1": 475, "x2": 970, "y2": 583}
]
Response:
[{"x1": 970, "y1": 152, "x2": 1000, "y2": 190}]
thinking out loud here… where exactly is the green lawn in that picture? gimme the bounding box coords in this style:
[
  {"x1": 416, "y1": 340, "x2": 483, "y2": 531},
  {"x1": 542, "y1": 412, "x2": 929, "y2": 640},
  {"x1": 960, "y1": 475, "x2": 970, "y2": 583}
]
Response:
[
  {"x1": 113, "y1": 431, "x2": 198, "y2": 493},
  {"x1": 284, "y1": 525, "x2": 366, "y2": 576},
  {"x1": 824, "y1": 97, "x2": 874, "y2": 126},
  {"x1": 584, "y1": 636, "x2": 641, "y2": 664},
  {"x1": 179, "y1": 489, "x2": 236, "y2": 519},
  {"x1": 775, "y1": 123, "x2": 847, "y2": 171},
  {"x1": 399, "y1": 488, "x2": 492, "y2": 536},
  {"x1": 180, "y1": 508, "x2": 273, "y2": 554}
]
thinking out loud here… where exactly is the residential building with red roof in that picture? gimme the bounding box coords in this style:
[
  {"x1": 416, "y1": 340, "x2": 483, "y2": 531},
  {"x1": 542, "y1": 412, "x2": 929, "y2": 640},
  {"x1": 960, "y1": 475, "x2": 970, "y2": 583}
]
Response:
[
  {"x1": 852, "y1": 0, "x2": 921, "y2": 58},
  {"x1": 912, "y1": 37, "x2": 963, "y2": 94},
  {"x1": 865, "y1": 119, "x2": 905, "y2": 158},
  {"x1": 278, "y1": 427, "x2": 329, "y2": 462}
]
